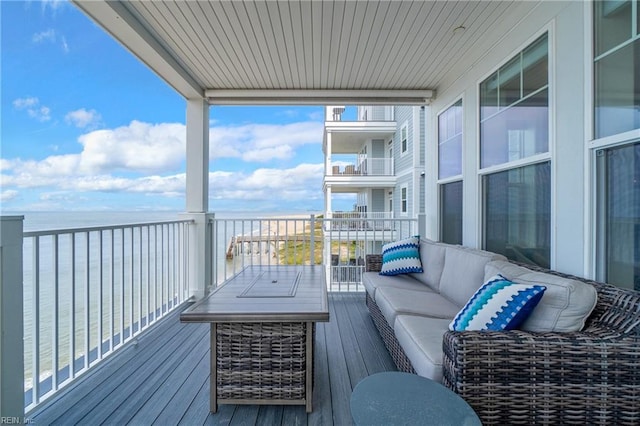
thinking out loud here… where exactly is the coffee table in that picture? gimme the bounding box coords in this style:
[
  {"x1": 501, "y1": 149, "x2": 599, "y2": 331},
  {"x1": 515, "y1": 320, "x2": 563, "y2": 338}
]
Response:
[
  {"x1": 350, "y1": 372, "x2": 482, "y2": 425},
  {"x1": 180, "y1": 265, "x2": 329, "y2": 413}
]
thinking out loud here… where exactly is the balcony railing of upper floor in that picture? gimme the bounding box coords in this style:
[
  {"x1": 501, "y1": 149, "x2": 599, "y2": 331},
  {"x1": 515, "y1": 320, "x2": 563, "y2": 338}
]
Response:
[
  {"x1": 325, "y1": 105, "x2": 395, "y2": 122},
  {"x1": 15, "y1": 214, "x2": 417, "y2": 413},
  {"x1": 329, "y1": 157, "x2": 394, "y2": 176}
]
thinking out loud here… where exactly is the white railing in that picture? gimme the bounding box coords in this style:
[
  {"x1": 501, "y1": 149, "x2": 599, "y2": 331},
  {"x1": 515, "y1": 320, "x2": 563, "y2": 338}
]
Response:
[
  {"x1": 210, "y1": 215, "x2": 418, "y2": 292},
  {"x1": 329, "y1": 212, "x2": 394, "y2": 231},
  {"x1": 330, "y1": 157, "x2": 394, "y2": 176},
  {"x1": 325, "y1": 105, "x2": 394, "y2": 122},
  {"x1": 22, "y1": 219, "x2": 192, "y2": 411}
]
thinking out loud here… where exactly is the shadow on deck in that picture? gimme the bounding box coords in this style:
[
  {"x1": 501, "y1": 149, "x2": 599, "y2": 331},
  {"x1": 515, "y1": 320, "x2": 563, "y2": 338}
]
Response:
[{"x1": 31, "y1": 293, "x2": 397, "y2": 425}]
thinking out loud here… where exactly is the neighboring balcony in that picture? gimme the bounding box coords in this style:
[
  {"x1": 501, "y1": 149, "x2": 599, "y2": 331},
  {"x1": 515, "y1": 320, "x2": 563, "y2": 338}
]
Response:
[{"x1": 324, "y1": 157, "x2": 396, "y2": 191}]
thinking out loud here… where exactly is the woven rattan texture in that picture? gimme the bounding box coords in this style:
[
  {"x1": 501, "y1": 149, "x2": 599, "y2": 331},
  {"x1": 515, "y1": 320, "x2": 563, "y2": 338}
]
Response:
[
  {"x1": 216, "y1": 322, "x2": 307, "y2": 401},
  {"x1": 365, "y1": 292, "x2": 416, "y2": 374},
  {"x1": 365, "y1": 254, "x2": 640, "y2": 425}
]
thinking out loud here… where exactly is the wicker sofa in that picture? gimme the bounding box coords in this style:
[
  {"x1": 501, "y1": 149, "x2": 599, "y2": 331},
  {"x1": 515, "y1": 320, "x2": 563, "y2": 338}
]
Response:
[{"x1": 364, "y1": 240, "x2": 640, "y2": 425}]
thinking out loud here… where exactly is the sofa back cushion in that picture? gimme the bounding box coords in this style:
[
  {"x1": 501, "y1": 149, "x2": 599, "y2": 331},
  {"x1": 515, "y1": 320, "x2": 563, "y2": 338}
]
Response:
[
  {"x1": 439, "y1": 246, "x2": 507, "y2": 307},
  {"x1": 485, "y1": 260, "x2": 598, "y2": 332},
  {"x1": 408, "y1": 239, "x2": 447, "y2": 291}
]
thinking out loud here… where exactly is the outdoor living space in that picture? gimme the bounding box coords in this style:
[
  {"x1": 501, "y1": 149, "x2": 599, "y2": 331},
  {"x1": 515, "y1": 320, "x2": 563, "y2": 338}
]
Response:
[{"x1": 29, "y1": 293, "x2": 394, "y2": 425}]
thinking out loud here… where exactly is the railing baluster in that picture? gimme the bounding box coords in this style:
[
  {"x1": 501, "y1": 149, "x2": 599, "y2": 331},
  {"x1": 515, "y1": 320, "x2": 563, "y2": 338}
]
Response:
[
  {"x1": 130, "y1": 226, "x2": 134, "y2": 336},
  {"x1": 52, "y1": 234, "x2": 59, "y2": 392},
  {"x1": 120, "y1": 227, "x2": 125, "y2": 346},
  {"x1": 139, "y1": 226, "x2": 143, "y2": 332},
  {"x1": 110, "y1": 229, "x2": 115, "y2": 353},
  {"x1": 70, "y1": 233, "x2": 76, "y2": 379},
  {"x1": 85, "y1": 231, "x2": 90, "y2": 370},
  {"x1": 32, "y1": 236, "x2": 40, "y2": 405},
  {"x1": 98, "y1": 231, "x2": 103, "y2": 361}
]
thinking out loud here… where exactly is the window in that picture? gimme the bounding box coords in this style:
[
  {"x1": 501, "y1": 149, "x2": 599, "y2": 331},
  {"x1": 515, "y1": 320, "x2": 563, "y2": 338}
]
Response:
[
  {"x1": 597, "y1": 142, "x2": 640, "y2": 291},
  {"x1": 480, "y1": 33, "x2": 550, "y2": 268},
  {"x1": 400, "y1": 123, "x2": 408, "y2": 155},
  {"x1": 401, "y1": 185, "x2": 408, "y2": 215},
  {"x1": 484, "y1": 162, "x2": 551, "y2": 268},
  {"x1": 480, "y1": 34, "x2": 549, "y2": 168},
  {"x1": 440, "y1": 181, "x2": 463, "y2": 245},
  {"x1": 438, "y1": 100, "x2": 463, "y2": 179},
  {"x1": 594, "y1": 0, "x2": 640, "y2": 139}
]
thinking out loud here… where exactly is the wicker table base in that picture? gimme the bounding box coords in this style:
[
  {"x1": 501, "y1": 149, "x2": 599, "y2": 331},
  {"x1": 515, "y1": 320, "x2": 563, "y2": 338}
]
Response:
[{"x1": 212, "y1": 321, "x2": 314, "y2": 412}]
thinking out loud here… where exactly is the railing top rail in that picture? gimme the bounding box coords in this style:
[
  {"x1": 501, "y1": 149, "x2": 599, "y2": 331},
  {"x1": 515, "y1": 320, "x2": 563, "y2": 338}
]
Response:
[{"x1": 23, "y1": 219, "x2": 194, "y2": 238}]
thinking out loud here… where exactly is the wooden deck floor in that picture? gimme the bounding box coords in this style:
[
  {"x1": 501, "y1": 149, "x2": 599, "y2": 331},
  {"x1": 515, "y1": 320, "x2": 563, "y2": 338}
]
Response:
[{"x1": 31, "y1": 293, "x2": 396, "y2": 425}]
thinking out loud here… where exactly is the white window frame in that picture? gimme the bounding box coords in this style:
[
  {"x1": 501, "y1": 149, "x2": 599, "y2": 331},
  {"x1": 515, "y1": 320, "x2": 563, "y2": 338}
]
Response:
[
  {"x1": 588, "y1": 0, "x2": 640, "y2": 282},
  {"x1": 476, "y1": 26, "x2": 555, "y2": 268},
  {"x1": 400, "y1": 184, "x2": 408, "y2": 216},
  {"x1": 400, "y1": 121, "x2": 408, "y2": 156}
]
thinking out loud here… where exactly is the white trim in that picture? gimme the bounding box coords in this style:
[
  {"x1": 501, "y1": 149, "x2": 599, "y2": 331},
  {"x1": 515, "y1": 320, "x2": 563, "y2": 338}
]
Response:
[
  {"x1": 475, "y1": 24, "x2": 553, "y2": 263},
  {"x1": 400, "y1": 184, "x2": 409, "y2": 216},
  {"x1": 436, "y1": 97, "x2": 464, "y2": 182},
  {"x1": 400, "y1": 121, "x2": 409, "y2": 157},
  {"x1": 584, "y1": 0, "x2": 595, "y2": 279},
  {"x1": 548, "y1": 20, "x2": 557, "y2": 271},
  {"x1": 205, "y1": 89, "x2": 435, "y2": 105},
  {"x1": 477, "y1": 153, "x2": 551, "y2": 176},
  {"x1": 589, "y1": 128, "x2": 640, "y2": 150}
]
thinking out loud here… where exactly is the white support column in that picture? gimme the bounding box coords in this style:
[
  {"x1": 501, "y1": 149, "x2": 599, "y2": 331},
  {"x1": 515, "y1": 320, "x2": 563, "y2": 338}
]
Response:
[
  {"x1": 0, "y1": 216, "x2": 24, "y2": 420},
  {"x1": 325, "y1": 131, "x2": 332, "y2": 175},
  {"x1": 183, "y1": 99, "x2": 211, "y2": 300}
]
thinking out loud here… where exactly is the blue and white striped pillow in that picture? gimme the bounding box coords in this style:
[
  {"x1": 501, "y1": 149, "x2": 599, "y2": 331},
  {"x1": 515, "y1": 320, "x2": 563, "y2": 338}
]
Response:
[
  {"x1": 379, "y1": 236, "x2": 423, "y2": 276},
  {"x1": 449, "y1": 274, "x2": 546, "y2": 331}
]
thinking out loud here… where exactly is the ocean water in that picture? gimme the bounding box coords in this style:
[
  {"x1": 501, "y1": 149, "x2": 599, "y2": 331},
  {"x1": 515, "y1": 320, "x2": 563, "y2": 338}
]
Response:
[{"x1": 17, "y1": 210, "x2": 319, "y2": 400}]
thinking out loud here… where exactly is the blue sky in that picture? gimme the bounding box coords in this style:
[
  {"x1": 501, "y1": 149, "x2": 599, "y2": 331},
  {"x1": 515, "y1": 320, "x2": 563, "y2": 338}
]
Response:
[{"x1": 1, "y1": 0, "x2": 353, "y2": 212}]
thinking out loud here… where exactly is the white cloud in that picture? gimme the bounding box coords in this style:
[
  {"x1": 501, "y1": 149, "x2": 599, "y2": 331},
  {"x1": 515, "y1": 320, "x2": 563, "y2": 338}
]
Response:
[
  {"x1": 77, "y1": 121, "x2": 186, "y2": 174},
  {"x1": 0, "y1": 190, "x2": 19, "y2": 202},
  {"x1": 32, "y1": 29, "x2": 56, "y2": 43},
  {"x1": 0, "y1": 119, "x2": 324, "y2": 209},
  {"x1": 210, "y1": 121, "x2": 322, "y2": 162},
  {"x1": 65, "y1": 108, "x2": 102, "y2": 129},
  {"x1": 13, "y1": 97, "x2": 51, "y2": 122}
]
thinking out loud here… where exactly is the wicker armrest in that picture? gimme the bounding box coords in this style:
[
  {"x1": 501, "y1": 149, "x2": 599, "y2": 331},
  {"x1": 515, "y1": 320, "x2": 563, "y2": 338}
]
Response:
[
  {"x1": 365, "y1": 254, "x2": 383, "y2": 272},
  {"x1": 442, "y1": 329, "x2": 640, "y2": 424}
]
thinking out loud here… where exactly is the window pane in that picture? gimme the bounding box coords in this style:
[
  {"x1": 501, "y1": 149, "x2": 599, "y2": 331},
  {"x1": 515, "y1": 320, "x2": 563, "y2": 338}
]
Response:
[
  {"x1": 522, "y1": 35, "x2": 548, "y2": 97},
  {"x1": 441, "y1": 181, "x2": 463, "y2": 245},
  {"x1": 594, "y1": 39, "x2": 640, "y2": 138},
  {"x1": 499, "y1": 56, "x2": 522, "y2": 107},
  {"x1": 484, "y1": 162, "x2": 551, "y2": 268},
  {"x1": 480, "y1": 74, "x2": 498, "y2": 121},
  {"x1": 439, "y1": 100, "x2": 463, "y2": 179},
  {"x1": 481, "y1": 89, "x2": 549, "y2": 168},
  {"x1": 594, "y1": 0, "x2": 632, "y2": 56},
  {"x1": 600, "y1": 142, "x2": 640, "y2": 290}
]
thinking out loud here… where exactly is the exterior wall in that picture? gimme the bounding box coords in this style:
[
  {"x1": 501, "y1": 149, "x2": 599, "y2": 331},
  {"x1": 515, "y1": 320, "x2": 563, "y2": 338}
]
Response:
[{"x1": 425, "y1": 1, "x2": 588, "y2": 276}]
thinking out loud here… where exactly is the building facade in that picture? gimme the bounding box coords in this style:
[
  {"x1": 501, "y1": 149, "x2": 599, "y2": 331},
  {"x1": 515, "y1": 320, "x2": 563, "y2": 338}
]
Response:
[{"x1": 423, "y1": 1, "x2": 639, "y2": 291}]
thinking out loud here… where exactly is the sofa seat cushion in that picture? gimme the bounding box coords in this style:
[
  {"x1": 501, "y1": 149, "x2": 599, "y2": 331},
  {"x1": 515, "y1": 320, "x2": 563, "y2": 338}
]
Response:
[
  {"x1": 394, "y1": 315, "x2": 451, "y2": 382},
  {"x1": 439, "y1": 246, "x2": 507, "y2": 307},
  {"x1": 485, "y1": 260, "x2": 598, "y2": 332},
  {"x1": 362, "y1": 272, "x2": 432, "y2": 299},
  {"x1": 375, "y1": 287, "x2": 459, "y2": 327}
]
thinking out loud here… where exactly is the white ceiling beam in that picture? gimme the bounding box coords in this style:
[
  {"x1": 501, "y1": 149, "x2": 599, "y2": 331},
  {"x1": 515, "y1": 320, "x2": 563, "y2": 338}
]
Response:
[
  {"x1": 72, "y1": 0, "x2": 204, "y2": 99},
  {"x1": 205, "y1": 90, "x2": 435, "y2": 105}
]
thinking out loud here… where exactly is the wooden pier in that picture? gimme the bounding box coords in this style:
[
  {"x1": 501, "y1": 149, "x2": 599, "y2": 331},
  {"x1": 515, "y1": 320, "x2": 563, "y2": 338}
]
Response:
[{"x1": 226, "y1": 234, "x2": 312, "y2": 259}]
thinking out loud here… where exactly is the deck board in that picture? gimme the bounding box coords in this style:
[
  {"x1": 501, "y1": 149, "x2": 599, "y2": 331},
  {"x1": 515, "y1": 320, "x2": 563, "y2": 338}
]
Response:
[{"x1": 31, "y1": 293, "x2": 397, "y2": 426}]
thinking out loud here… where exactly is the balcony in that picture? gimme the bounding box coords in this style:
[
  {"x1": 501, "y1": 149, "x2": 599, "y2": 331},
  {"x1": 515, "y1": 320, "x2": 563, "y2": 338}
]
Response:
[{"x1": 6, "y1": 215, "x2": 418, "y2": 420}]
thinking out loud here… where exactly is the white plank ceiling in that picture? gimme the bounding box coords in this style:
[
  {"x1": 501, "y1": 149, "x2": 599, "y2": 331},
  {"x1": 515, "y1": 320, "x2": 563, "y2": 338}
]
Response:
[{"x1": 73, "y1": 0, "x2": 542, "y2": 104}]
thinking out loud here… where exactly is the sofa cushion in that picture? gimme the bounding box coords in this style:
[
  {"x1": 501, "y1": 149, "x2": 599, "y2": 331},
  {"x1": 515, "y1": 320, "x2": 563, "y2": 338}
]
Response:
[
  {"x1": 375, "y1": 287, "x2": 459, "y2": 327},
  {"x1": 408, "y1": 239, "x2": 447, "y2": 291},
  {"x1": 449, "y1": 274, "x2": 546, "y2": 331},
  {"x1": 515, "y1": 272, "x2": 598, "y2": 332},
  {"x1": 362, "y1": 272, "x2": 432, "y2": 300},
  {"x1": 394, "y1": 315, "x2": 451, "y2": 382},
  {"x1": 439, "y1": 246, "x2": 507, "y2": 307},
  {"x1": 485, "y1": 261, "x2": 599, "y2": 332},
  {"x1": 379, "y1": 236, "x2": 423, "y2": 276}
]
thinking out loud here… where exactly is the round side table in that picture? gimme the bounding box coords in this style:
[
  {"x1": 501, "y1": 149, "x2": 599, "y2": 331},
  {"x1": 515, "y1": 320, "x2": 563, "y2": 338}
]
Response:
[{"x1": 350, "y1": 372, "x2": 482, "y2": 426}]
